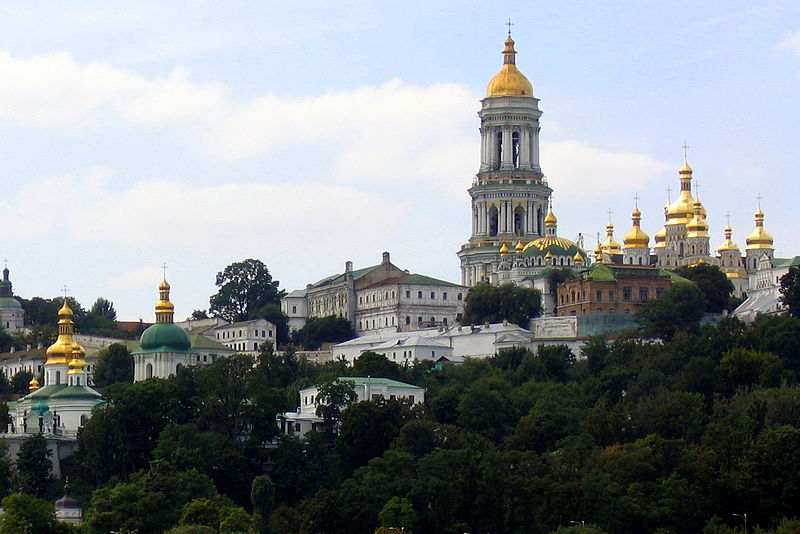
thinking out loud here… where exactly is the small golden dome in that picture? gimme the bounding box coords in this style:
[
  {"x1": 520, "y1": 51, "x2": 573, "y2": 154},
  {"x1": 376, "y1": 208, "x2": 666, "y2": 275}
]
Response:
[
  {"x1": 544, "y1": 209, "x2": 557, "y2": 226},
  {"x1": 685, "y1": 200, "x2": 709, "y2": 238},
  {"x1": 159, "y1": 279, "x2": 171, "y2": 290},
  {"x1": 679, "y1": 159, "x2": 692, "y2": 174},
  {"x1": 666, "y1": 160, "x2": 697, "y2": 225},
  {"x1": 500, "y1": 243, "x2": 509, "y2": 256},
  {"x1": 601, "y1": 222, "x2": 622, "y2": 256},
  {"x1": 486, "y1": 36, "x2": 534, "y2": 98},
  {"x1": 573, "y1": 251, "x2": 584, "y2": 265},
  {"x1": 623, "y1": 207, "x2": 650, "y2": 249},
  {"x1": 746, "y1": 208, "x2": 774, "y2": 250},
  {"x1": 45, "y1": 299, "x2": 86, "y2": 366},
  {"x1": 545, "y1": 251, "x2": 554, "y2": 263},
  {"x1": 155, "y1": 278, "x2": 176, "y2": 323},
  {"x1": 58, "y1": 300, "x2": 73, "y2": 317},
  {"x1": 515, "y1": 241, "x2": 524, "y2": 253},
  {"x1": 653, "y1": 226, "x2": 667, "y2": 248},
  {"x1": 717, "y1": 225, "x2": 740, "y2": 253},
  {"x1": 28, "y1": 377, "x2": 39, "y2": 391}
]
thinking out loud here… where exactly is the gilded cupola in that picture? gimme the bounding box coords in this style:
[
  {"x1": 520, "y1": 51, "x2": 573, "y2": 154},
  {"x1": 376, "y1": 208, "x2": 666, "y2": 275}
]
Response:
[
  {"x1": 685, "y1": 200, "x2": 710, "y2": 238},
  {"x1": 623, "y1": 207, "x2": 650, "y2": 249},
  {"x1": 717, "y1": 225, "x2": 740, "y2": 253},
  {"x1": 499, "y1": 243, "x2": 509, "y2": 257},
  {"x1": 745, "y1": 208, "x2": 775, "y2": 250},
  {"x1": 486, "y1": 35, "x2": 534, "y2": 98},
  {"x1": 666, "y1": 160, "x2": 697, "y2": 225},
  {"x1": 45, "y1": 299, "x2": 85, "y2": 366},
  {"x1": 67, "y1": 345, "x2": 86, "y2": 377},
  {"x1": 601, "y1": 221, "x2": 622, "y2": 256},
  {"x1": 155, "y1": 279, "x2": 175, "y2": 323}
]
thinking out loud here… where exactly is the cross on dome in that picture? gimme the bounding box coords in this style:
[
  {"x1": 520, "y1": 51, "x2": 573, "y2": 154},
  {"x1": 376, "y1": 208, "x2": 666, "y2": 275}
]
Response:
[
  {"x1": 506, "y1": 18, "x2": 514, "y2": 37},
  {"x1": 681, "y1": 140, "x2": 690, "y2": 160}
]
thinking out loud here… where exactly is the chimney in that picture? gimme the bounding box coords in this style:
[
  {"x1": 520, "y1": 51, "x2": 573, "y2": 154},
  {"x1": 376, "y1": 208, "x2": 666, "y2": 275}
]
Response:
[
  {"x1": 382, "y1": 251, "x2": 390, "y2": 264},
  {"x1": 345, "y1": 260, "x2": 353, "y2": 273}
]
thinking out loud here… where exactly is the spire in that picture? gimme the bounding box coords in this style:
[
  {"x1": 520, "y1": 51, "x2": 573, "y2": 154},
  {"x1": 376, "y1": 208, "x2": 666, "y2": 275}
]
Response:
[
  {"x1": 0, "y1": 263, "x2": 11, "y2": 298},
  {"x1": 155, "y1": 277, "x2": 175, "y2": 324}
]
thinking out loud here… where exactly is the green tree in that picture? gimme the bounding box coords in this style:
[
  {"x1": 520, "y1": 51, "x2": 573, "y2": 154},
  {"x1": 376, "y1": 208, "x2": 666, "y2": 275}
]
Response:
[
  {"x1": 209, "y1": 259, "x2": 284, "y2": 322},
  {"x1": 674, "y1": 264, "x2": 735, "y2": 313},
  {"x1": 314, "y1": 378, "x2": 357, "y2": 430},
  {"x1": 10, "y1": 370, "x2": 33, "y2": 395},
  {"x1": 253, "y1": 302, "x2": 290, "y2": 346},
  {"x1": 90, "y1": 297, "x2": 117, "y2": 320},
  {"x1": 0, "y1": 440, "x2": 12, "y2": 499},
  {"x1": 91, "y1": 343, "x2": 134, "y2": 387},
  {"x1": 0, "y1": 494, "x2": 57, "y2": 534},
  {"x1": 379, "y1": 496, "x2": 416, "y2": 531},
  {"x1": 336, "y1": 399, "x2": 411, "y2": 473},
  {"x1": 349, "y1": 352, "x2": 404, "y2": 381},
  {"x1": 190, "y1": 309, "x2": 210, "y2": 320},
  {"x1": 290, "y1": 315, "x2": 355, "y2": 350},
  {"x1": 195, "y1": 354, "x2": 256, "y2": 440},
  {"x1": 779, "y1": 265, "x2": 800, "y2": 317},
  {"x1": 637, "y1": 283, "x2": 707, "y2": 340},
  {"x1": 16, "y1": 434, "x2": 54, "y2": 498},
  {"x1": 463, "y1": 283, "x2": 542, "y2": 326},
  {"x1": 0, "y1": 326, "x2": 12, "y2": 353},
  {"x1": 251, "y1": 475, "x2": 275, "y2": 533},
  {"x1": 166, "y1": 526, "x2": 217, "y2": 534},
  {"x1": 180, "y1": 498, "x2": 222, "y2": 529}
]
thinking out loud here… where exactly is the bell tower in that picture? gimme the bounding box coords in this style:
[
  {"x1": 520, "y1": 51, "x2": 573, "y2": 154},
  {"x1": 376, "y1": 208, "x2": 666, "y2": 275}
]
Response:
[{"x1": 458, "y1": 32, "x2": 553, "y2": 287}]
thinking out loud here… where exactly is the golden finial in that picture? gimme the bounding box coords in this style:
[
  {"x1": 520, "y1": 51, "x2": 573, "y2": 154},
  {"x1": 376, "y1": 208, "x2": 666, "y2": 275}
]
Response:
[
  {"x1": 28, "y1": 376, "x2": 39, "y2": 391},
  {"x1": 515, "y1": 241, "x2": 524, "y2": 253},
  {"x1": 500, "y1": 243, "x2": 509, "y2": 257}
]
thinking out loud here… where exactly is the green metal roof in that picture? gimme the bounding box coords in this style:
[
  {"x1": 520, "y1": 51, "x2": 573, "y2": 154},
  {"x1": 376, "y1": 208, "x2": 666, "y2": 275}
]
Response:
[
  {"x1": 133, "y1": 323, "x2": 197, "y2": 355},
  {"x1": 334, "y1": 376, "x2": 424, "y2": 389},
  {"x1": 20, "y1": 384, "x2": 104, "y2": 402},
  {"x1": 772, "y1": 256, "x2": 800, "y2": 268},
  {"x1": 399, "y1": 274, "x2": 462, "y2": 287}
]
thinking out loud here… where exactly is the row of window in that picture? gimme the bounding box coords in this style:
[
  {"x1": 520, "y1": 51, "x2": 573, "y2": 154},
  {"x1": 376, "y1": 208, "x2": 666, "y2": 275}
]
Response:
[
  {"x1": 358, "y1": 316, "x2": 453, "y2": 330},
  {"x1": 217, "y1": 329, "x2": 272, "y2": 340},
  {"x1": 561, "y1": 286, "x2": 665, "y2": 305},
  {"x1": 359, "y1": 290, "x2": 464, "y2": 305}
]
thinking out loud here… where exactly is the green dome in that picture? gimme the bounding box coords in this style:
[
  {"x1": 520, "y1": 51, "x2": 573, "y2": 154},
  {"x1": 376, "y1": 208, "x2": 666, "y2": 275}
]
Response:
[
  {"x1": 0, "y1": 296, "x2": 22, "y2": 310},
  {"x1": 135, "y1": 323, "x2": 194, "y2": 354}
]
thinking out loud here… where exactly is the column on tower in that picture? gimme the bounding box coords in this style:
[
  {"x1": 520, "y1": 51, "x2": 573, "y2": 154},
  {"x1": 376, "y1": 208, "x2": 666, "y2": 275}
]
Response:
[
  {"x1": 520, "y1": 128, "x2": 531, "y2": 169},
  {"x1": 501, "y1": 126, "x2": 513, "y2": 169}
]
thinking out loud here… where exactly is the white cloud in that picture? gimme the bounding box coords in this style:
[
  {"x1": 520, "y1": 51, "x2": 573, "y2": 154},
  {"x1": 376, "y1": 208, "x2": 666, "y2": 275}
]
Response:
[
  {"x1": 105, "y1": 266, "x2": 164, "y2": 292},
  {"x1": 541, "y1": 140, "x2": 671, "y2": 201},
  {"x1": 778, "y1": 32, "x2": 800, "y2": 57}
]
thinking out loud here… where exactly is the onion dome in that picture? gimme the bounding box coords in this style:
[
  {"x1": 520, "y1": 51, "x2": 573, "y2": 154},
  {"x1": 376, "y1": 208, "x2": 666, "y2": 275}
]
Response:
[
  {"x1": 717, "y1": 225, "x2": 740, "y2": 253},
  {"x1": 623, "y1": 208, "x2": 650, "y2": 249},
  {"x1": 544, "y1": 209, "x2": 557, "y2": 227},
  {"x1": 0, "y1": 266, "x2": 22, "y2": 312},
  {"x1": 134, "y1": 278, "x2": 194, "y2": 355},
  {"x1": 66, "y1": 345, "x2": 86, "y2": 376},
  {"x1": 28, "y1": 376, "x2": 39, "y2": 391},
  {"x1": 601, "y1": 222, "x2": 622, "y2": 255},
  {"x1": 666, "y1": 160, "x2": 696, "y2": 225},
  {"x1": 515, "y1": 241, "x2": 524, "y2": 253},
  {"x1": 45, "y1": 299, "x2": 85, "y2": 366},
  {"x1": 32, "y1": 401, "x2": 49, "y2": 416},
  {"x1": 573, "y1": 251, "x2": 584, "y2": 266},
  {"x1": 593, "y1": 242, "x2": 603, "y2": 263},
  {"x1": 653, "y1": 226, "x2": 667, "y2": 248},
  {"x1": 486, "y1": 36, "x2": 534, "y2": 97},
  {"x1": 500, "y1": 243, "x2": 509, "y2": 257},
  {"x1": 685, "y1": 200, "x2": 710, "y2": 238},
  {"x1": 545, "y1": 251, "x2": 554, "y2": 264},
  {"x1": 746, "y1": 208, "x2": 775, "y2": 250}
]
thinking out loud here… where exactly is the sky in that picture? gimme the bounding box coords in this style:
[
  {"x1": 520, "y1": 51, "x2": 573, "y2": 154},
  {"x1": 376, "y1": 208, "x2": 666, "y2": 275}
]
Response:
[{"x1": 1, "y1": 1, "x2": 799, "y2": 321}]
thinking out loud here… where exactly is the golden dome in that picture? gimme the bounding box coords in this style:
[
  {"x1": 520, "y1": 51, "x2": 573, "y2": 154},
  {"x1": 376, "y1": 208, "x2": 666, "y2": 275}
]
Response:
[
  {"x1": 67, "y1": 345, "x2": 86, "y2": 375},
  {"x1": 45, "y1": 299, "x2": 86, "y2": 366},
  {"x1": 521, "y1": 235, "x2": 579, "y2": 253},
  {"x1": 573, "y1": 251, "x2": 584, "y2": 265},
  {"x1": 515, "y1": 241, "x2": 524, "y2": 253},
  {"x1": 544, "y1": 209, "x2": 557, "y2": 226},
  {"x1": 155, "y1": 278, "x2": 176, "y2": 323},
  {"x1": 653, "y1": 226, "x2": 667, "y2": 248},
  {"x1": 545, "y1": 251, "x2": 554, "y2": 263},
  {"x1": 623, "y1": 208, "x2": 650, "y2": 249},
  {"x1": 500, "y1": 243, "x2": 509, "y2": 256},
  {"x1": 28, "y1": 377, "x2": 39, "y2": 391},
  {"x1": 666, "y1": 160, "x2": 696, "y2": 225},
  {"x1": 486, "y1": 36, "x2": 534, "y2": 98},
  {"x1": 717, "y1": 225, "x2": 740, "y2": 253},
  {"x1": 601, "y1": 222, "x2": 622, "y2": 256},
  {"x1": 746, "y1": 208, "x2": 774, "y2": 250},
  {"x1": 685, "y1": 200, "x2": 709, "y2": 238}
]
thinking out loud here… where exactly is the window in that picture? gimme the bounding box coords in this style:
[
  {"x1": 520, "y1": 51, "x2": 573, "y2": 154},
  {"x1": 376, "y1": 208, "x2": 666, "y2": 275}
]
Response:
[
  {"x1": 622, "y1": 287, "x2": 632, "y2": 301},
  {"x1": 430, "y1": 291, "x2": 435, "y2": 299},
  {"x1": 269, "y1": 330, "x2": 272, "y2": 337},
  {"x1": 406, "y1": 316, "x2": 410, "y2": 325},
  {"x1": 406, "y1": 290, "x2": 411, "y2": 298},
  {"x1": 408, "y1": 395, "x2": 415, "y2": 404},
  {"x1": 639, "y1": 287, "x2": 649, "y2": 302},
  {"x1": 372, "y1": 394, "x2": 382, "y2": 401},
  {"x1": 596, "y1": 290, "x2": 602, "y2": 301},
  {"x1": 609, "y1": 290, "x2": 616, "y2": 300},
  {"x1": 418, "y1": 291, "x2": 422, "y2": 298},
  {"x1": 254, "y1": 342, "x2": 258, "y2": 350},
  {"x1": 418, "y1": 317, "x2": 422, "y2": 323},
  {"x1": 457, "y1": 293, "x2": 463, "y2": 300},
  {"x1": 656, "y1": 287, "x2": 665, "y2": 297},
  {"x1": 292, "y1": 305, "x2": 297, "y2": 314},
  {"x1": 443, "y1": 292, "x2": 448, "y2": 300}
]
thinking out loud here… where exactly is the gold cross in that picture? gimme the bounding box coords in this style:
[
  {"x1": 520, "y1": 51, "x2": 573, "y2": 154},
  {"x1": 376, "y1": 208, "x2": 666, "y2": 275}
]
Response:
[
  {"x1": 681, "y1": 140, "x2": 690, "y2": 160},
  {"x1": 161, "y1": 262, "x2": 168, "y2": 280},
  {"x1": 506, "y1": 18, "x2": 514, "y2": 37}
]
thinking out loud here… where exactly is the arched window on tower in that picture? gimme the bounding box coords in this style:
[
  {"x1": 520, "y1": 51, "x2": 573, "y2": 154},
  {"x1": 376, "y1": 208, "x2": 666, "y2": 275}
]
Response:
[
  {"x1": 514, "y1": 206, "x2": 525, "y2": 235},
  {"x1": 512, "y1": 131, "x2": 520, "y2": 168},
  {"x1": 495, "y1": 131, "x2": 503, "y2": 170},
  {"x1": 488, "y1": 206, "x2": 499, "y2": 236}
]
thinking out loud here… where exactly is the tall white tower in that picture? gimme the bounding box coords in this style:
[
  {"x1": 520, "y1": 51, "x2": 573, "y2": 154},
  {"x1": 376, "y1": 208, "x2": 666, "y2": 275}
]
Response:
[{"x1": 457, "y1": 33, "x2": 552, "y2": 286}]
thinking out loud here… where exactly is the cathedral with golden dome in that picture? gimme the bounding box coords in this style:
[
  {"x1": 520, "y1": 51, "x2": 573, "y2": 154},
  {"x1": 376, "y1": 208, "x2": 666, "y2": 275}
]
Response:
[{"x1": 459, "y1": 32, "x2": 782, "y2": 316}]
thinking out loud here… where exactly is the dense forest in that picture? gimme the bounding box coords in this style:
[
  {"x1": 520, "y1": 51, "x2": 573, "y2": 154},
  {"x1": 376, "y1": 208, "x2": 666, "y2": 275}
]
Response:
[{"x1": 3, "y1": 305, "x2": 800, "y2": 533}]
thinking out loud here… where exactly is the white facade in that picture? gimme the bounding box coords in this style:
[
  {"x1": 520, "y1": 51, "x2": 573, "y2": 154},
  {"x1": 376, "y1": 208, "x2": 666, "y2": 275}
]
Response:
[
  {"x1": 212, "y1": 318, "x2": 276, "y2": 354},
  {"x1": 282, "y1": 289, "x2": 308, "y2": 332},
  {"x1": 370, "y1": 335, "x2": 453, "y2": 364},
  {"x1": 278, "y1": 377, "x2": 425, "y2": 437},
  {"x1": 734, "y1": 255, "x2": 799, "y2": 323}
]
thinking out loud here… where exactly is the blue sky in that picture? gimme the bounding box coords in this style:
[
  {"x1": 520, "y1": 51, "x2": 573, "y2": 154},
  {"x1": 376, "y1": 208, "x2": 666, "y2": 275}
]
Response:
[{"x1": 0, "y1": 1, "x2": 799, "y2": 320}]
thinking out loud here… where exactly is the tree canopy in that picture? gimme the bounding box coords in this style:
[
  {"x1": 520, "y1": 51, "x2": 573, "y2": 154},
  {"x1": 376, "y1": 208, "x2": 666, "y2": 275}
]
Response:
[
  {"x1": 673, "y1": 264, "x2": 735, "y2": 312},
  {"x1": 779, "y1": 265, "x2": 800, "y2": 317},
  {"x1": 91, "y1": 343, "x2": 134, "y2": 388},
  {"x1": 209, "y1": 259, "x2": 285, "y2": 323},
  {"x1": 463, "y1": 282, "x2": 542, "y2": 327},
  {"x1": 291, "y1": 315, "x2": 355, "y2": 350},
  {"x1": 637, "y1": 283, "x2": 707, "y2": 339}
]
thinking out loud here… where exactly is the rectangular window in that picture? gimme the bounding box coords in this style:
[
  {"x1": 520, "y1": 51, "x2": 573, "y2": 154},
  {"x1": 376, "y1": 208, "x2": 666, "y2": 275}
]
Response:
[
  {"x1": 609, "y1": 290, "x2": 616, "y2": 301},
  {"x1": 372, "y1": 394, "x2": 382, "y2": 401},
  {"x1": 443, "y1": 292, "x2": 448, "y2": 300},
  {"x1": 292, "y1": 306, "x2": 297, "y2": 314},
  {"x1": 406, "y1": 290, "x2": 410, "y2": 298},
  {"x1": 418, "y1": 291, "x2": 422, "y2": 298},
  {"x1": 622, "y1": 287, "x2": 632, "y2": 301},
  {"x1": 408, "y1": 395, "x2": 415, "y2": 404},
  {"x1": 656, "y1": 287, "x2": 665, "y2": 297},
  {"x1": 430, "y1": 291, "x2": 435, "y2": 299},
  {"x1": 639, "y1": 287, "x2": 649, "y2": 302},
  {"x1": 457, "y1": 293, "x2": 463, "y2": 300},
  {"x1": 596, "y1": 290, "x2": 602, "y2": 301}
]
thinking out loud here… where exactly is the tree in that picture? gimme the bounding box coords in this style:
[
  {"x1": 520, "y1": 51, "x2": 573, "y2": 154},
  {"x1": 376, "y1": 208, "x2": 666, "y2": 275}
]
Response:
[
  {"x1": 209, "y1": 259, "x2": 284, "y2": 322},
  {"x1": 673, "y1": 264, "x2": 735, "y2": 313},
  {"x1": 10, "y1": 371, "x2": 33, "y2": 395},
  {"x1": 0, "y1": 494, "x2": 57, "y2": 534},
  {"x1": 190, "y1": 309, "x2": 209, "y2": 320},
  {"x1": 315, "y1": 379, "x2": 357, "y2": 430},
  {"x1": 463, "y1": 283, "x2": 542, "y2": 326},
  {"x1": 0, "y1": 440, "x2": 13, "y2": 499},
  {"x1": 637, "y1": 283, "x2": 707, "y2": 340},
  {"x1": 0, "y1": 326, "x2": 12, "y2": 353},
  {"x1": 253, "y1": 302, "x2": 290, "y2": 346},
  {"x1": 251, "y1": 475, "x2": 276, "y2": 533},
  {"x1": 290, "y1": 315, "x2": 355, "y2": 350},
  {"x1": 90, "y1": 297, "x2": 117, "y2": 320},
  {"x1": 379, "y1": 496, "x2": 416, "y2": 531},
  {"x1": 91, "y1": 343, "x2": 134, "y2": 387},
  {"x1": 349, "y1": 352, "x2": 404, "y2": 381},
  {"x1": 336, "y1": 399, "x2": 412, "y2": 473},
  {"x1": 779, "y1": 265, "x2": 800, "y2": 317},
  {"x1": 16, "y1": 434, "x2": 54, "y2": 498},
  {"x1": 180, "y1": 498, "x2": 222, "y2": 529}
]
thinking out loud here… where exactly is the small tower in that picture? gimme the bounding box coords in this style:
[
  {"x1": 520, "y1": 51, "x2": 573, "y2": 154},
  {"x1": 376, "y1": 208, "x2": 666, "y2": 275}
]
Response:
[
  {"x1": 0, "y1": 265, "x2": 24, "y2": 332},
  {"x1": 745, "y1": 206, "x2": 775, "y2": 272},
  {"x1": 717, "y1": 223, "x2": 747, "y2": 297},
  {"x1": 600, "y1": 221, "x2": 622, "y2": 259},
  {"x1": 622, "y1": 207, "x2": 651, "y2": 266},
  {"x1": 683, "y1": 200, "x2": 711, "y2": 263},
  {"x1": 663, "y1": 159, "x2": 697, "y2": 264},
  {"x1": 44, "y1": 300, "x2": 85, "y2": 387},
  {"x1": 66, "y1": 345, "x2": 87, "y2": 387}
]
